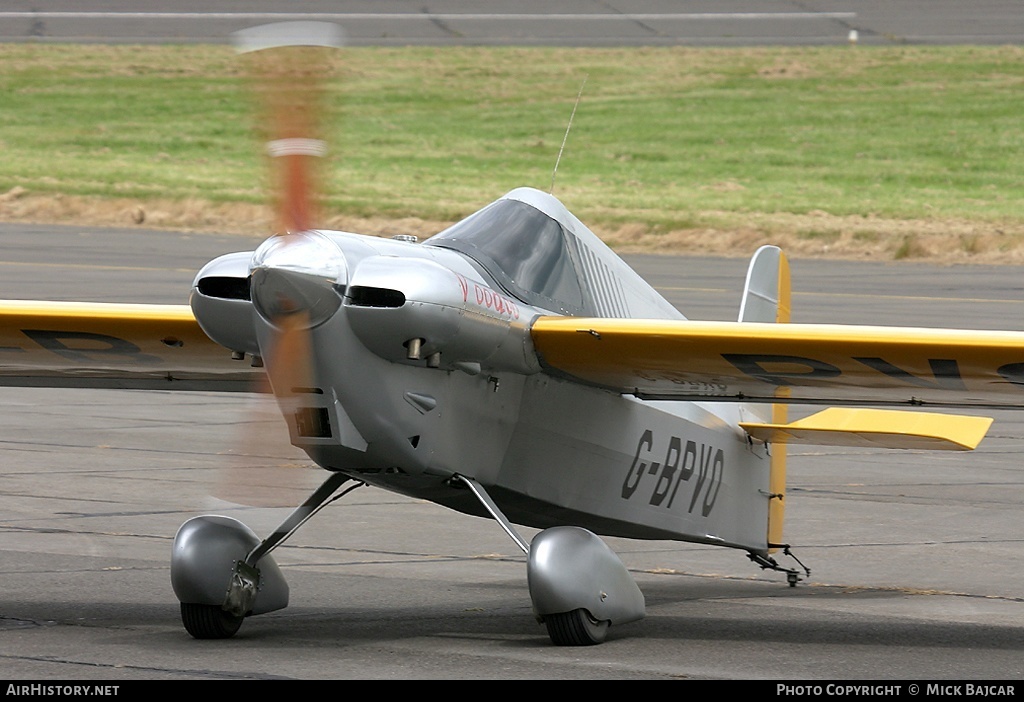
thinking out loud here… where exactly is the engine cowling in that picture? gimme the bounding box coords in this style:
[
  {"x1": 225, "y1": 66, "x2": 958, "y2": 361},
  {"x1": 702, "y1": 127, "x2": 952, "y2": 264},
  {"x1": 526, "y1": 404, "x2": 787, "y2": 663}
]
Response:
[
  {"x1": 190, "y1": 251, "x2": 259, "y2": 357},
  {"x1": 344, "y1": 255, "x2": 541, "y2": 376}
]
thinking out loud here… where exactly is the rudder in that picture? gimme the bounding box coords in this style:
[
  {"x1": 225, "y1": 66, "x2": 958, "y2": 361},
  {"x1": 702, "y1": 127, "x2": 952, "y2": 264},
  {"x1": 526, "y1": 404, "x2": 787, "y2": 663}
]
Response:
[{"x1": 738, "y1": 245, "x2": 791, "y2": 552}]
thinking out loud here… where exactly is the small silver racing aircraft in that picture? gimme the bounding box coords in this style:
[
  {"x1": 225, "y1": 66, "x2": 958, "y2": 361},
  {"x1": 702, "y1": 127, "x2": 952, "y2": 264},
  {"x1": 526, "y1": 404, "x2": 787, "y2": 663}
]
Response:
[{"x1": 1, "y1": 24, "x2": 1022, "y2": 645}]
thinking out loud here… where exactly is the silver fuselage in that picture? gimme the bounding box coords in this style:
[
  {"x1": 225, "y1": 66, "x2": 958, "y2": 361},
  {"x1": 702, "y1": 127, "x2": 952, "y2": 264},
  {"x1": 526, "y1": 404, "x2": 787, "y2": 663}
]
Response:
[{"x1": 191, "y1": 188, "x2": 774, "y2": 554}]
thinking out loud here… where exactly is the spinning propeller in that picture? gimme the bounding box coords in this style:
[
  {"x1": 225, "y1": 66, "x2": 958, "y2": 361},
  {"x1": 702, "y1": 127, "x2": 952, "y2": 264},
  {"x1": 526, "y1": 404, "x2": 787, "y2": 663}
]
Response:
[
  {"x1": 234, "y1": 19, "x2": 348, "y2": 386},
  {"x1": 211, "y1": 22, "x2": 346, "y2": 507},
  {"x1": 235, "y1": 21, "x2": 342, "y2": 234}
]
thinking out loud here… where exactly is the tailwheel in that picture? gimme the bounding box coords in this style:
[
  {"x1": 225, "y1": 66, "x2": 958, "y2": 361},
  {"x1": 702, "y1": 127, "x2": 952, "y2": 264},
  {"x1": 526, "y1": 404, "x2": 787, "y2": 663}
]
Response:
[
  {"x1": 180, "y1": 603, "x2": 244, "y2": 639},
  {"x1": 544, "y1": 608, "x2": 609, "y2": 646}
]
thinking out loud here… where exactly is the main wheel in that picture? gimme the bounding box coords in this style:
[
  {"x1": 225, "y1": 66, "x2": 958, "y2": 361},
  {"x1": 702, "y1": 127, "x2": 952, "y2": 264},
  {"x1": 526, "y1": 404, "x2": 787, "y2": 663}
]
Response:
[
  {"x1": 544, "y1": 608, "x2": 609, "y2": 646},
  {"x1": 180, "y1": 603, "x2": 244, "y2": 639}
]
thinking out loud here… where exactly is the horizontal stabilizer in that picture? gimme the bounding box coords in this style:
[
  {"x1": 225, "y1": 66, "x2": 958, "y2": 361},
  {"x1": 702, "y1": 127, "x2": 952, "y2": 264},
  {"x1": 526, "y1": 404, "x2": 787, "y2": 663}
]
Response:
[{"x1": 739, "y1": 407, "x2": 993, "y2": 451}]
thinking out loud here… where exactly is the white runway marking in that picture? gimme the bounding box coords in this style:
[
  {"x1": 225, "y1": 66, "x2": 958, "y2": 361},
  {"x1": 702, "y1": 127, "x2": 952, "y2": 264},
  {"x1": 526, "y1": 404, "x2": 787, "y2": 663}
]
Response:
[{"x1": 0, "y1": 12, "x2": 857, "y2": 22}]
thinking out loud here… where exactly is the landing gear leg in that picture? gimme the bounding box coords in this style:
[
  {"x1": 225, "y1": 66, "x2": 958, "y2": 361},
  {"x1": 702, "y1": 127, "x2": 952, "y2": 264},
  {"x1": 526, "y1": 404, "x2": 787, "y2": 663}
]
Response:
[
  {"x1": 172, "y1": 471, "x2": 359, "y2": 638},
  {"x1": 748, "y1": 545, "x2": 811, "y2": 587},
  {"x1": 448, "y1": 475, "x2": 645, "y2": 646}
]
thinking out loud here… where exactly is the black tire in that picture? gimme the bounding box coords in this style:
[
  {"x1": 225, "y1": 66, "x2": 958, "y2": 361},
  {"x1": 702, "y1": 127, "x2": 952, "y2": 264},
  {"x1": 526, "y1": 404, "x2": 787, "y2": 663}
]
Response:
[
  {"x1": 544, "y1": 608, "x2": 609, "y2": 646},
  {"x1": 180, "y1": 603, "x2": 244, "y2": 639}
]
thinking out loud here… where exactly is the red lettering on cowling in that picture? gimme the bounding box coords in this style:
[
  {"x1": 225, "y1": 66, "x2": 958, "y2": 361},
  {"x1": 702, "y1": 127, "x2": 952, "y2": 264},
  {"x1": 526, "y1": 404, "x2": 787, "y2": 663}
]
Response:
[{"x1": 465, "y1": 281, "x2": 521, "y2": 319}]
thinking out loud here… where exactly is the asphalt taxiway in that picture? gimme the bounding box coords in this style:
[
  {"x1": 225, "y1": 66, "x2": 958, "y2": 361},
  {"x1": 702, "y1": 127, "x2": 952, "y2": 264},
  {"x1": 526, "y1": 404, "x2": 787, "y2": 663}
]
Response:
[{"x1": 0, "y1": 223, "x2": 1022, "y2": 680}]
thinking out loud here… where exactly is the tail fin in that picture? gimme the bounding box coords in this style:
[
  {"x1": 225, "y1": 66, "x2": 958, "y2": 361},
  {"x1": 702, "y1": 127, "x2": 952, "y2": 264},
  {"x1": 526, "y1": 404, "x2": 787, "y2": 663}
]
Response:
[
  {"x1": 738, "y1": 245, "x2": 791, "y2": 552},
  {"x1": 738, "y1": 245, "x2": 791, "y2": 325}
]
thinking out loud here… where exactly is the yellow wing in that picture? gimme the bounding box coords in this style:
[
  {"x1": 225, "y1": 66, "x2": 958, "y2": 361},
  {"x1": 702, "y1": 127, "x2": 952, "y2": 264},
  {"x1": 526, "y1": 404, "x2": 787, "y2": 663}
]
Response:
[
  {"x1": 0, "y1": 300, "x2": 259, "y2": 391},
  {"x1": 530, "y1": 317, "x2": 1024, "y2": 409}
]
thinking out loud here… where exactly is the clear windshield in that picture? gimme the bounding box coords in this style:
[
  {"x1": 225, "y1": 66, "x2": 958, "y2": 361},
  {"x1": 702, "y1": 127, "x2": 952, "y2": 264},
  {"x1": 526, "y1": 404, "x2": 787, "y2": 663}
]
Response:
[{"x1": 426, "y1": 199, "x2": 584, "y2": 314}]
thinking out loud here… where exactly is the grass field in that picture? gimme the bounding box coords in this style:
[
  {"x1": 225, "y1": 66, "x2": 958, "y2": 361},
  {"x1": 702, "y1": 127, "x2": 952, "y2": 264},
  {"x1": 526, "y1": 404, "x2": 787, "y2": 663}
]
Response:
[{"x1": 2, "y1": 43, "x2": 1024, "y2": 261}]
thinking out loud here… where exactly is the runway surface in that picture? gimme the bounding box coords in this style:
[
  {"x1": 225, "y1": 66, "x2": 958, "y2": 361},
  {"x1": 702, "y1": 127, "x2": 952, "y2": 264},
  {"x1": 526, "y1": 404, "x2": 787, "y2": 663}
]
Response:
[
  {"x1": 0, "y1": 223, "x2": 1022, "y2": 680},
  {"x1": 1, "y1": 0, "x2": 1023, "y2": 46}
]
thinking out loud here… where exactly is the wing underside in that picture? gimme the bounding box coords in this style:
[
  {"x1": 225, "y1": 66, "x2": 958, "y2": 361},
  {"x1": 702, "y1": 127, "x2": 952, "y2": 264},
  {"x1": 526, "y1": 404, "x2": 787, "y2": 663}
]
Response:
[{"x1": 0, "y1": 301, "x2": 260, "y2": 391}]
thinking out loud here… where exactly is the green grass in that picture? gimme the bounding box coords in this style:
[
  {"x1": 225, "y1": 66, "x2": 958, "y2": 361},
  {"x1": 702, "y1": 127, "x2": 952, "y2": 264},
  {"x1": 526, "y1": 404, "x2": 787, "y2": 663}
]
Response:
[{"x1": 2, "y1": 44, "x2": 1024, "y2": 230}]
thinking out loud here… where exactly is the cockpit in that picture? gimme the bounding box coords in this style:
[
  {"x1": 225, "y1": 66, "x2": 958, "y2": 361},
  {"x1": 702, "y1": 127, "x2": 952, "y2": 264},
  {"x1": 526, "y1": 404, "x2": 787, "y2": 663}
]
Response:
[
  {"x1": 425, "y1": 187, "x2": 682, "y2": 321},
  {"x1": 425, "y1": 198, "x2": 586, "y2": 315}
]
